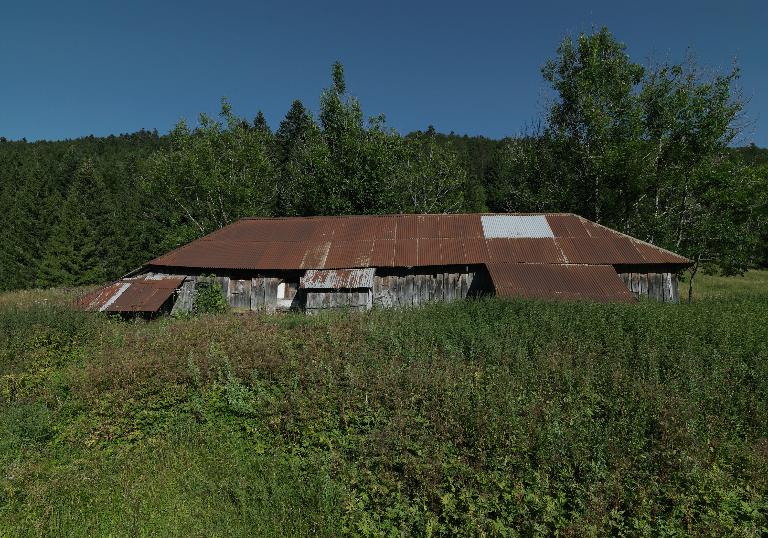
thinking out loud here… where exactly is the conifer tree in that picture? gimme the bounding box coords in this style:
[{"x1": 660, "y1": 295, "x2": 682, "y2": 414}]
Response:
[
  {"x1": 275, "y1": 100, "x2": 314, "y2": 162},
  {"x1": 253, "y1": 110, "x2": 270, "y2": 134},
  {"x1": 37, "y1": 160, "x2": 116, "y2": 286}
]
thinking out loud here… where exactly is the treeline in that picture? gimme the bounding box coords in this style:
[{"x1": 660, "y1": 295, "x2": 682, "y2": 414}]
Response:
[{"x1": 0, "y1": 28, "x2": 766, "y2": 291}]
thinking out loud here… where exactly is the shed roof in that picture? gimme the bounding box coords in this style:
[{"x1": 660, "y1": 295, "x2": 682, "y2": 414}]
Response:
[
  {"x1": 148, "y1": 213, "x2": 690, "y2": 271},
  {"x1": 486, "y1": 263, "x2": 637, "y2": 303},
  {"x1": 76, "y1": 276, "x2": 184, "y2": 312}
]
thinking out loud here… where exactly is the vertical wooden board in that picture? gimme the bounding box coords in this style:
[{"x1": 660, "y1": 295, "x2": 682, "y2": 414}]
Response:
[
  {"x1": 392, "y1": 276, "x2": 401, "y2": 307},
  {"x1": 228, "y1": 279, "x2": 247, "y2": 309},
  {"x1": 663, "y1": 273, "x2": 675, "y2": 303},
  {"x1": 655, "y1": 273, "x2": 664, "y2": 301},
  {"x1": 419, "y1": 275, "x2": 430, "y2": 304},
  {"x1": 429, "y1": 275, "x2": 436, "y2": 302},
  {"x1": 441, "y1": 273, "x2": 451, "y2": 302},
  {"x1": 451, "y1": 273, "x2": 461, "y2": 301},
  {"x1": 171, "y1": 280, "x2": 195, "y2": 314},
  {"x1": 405, "y1": 274, "x2": 415, "y2": 306},
  {"x1": 217, "y1": 277, "x2": 230, "y2": 302},
  {"x1": 251, "y1": 278, "x2": 264, "y2": 309},
  {"x1": 459, "y1": 273, "x2": 468, "y2": 298},
  {"x1": 619, "y1": 273, "x2": 629, "y2": 286},
  {"x1": 630, "y1": 273, "x2": 640, "y2": 295},
  {"x1": 670, "y1": 273, "x2": 680, "y2": 303},
  {"x1": 434, "y1": 272, "x2": 444, "y2": 302},
  {"x1": 428, "y1": 274, "x2": 437, "y2": 302},
  {"x1": 265, "y1": 278, "x2": 279, "y2": 311},
  {"x1": 647, "y1": 273, "x2": 658, "y2": 301},
  {"x1": 416, "y1": 275, "x2": 425, "y2": 305}
]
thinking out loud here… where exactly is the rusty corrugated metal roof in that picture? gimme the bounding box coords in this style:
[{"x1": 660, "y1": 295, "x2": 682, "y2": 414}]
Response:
[
  {"x1": 486, "y1": 263, "x2": 637, "y2": 303},
  {"x1": 76, "y1": 276, "x2": 184, "y2": 312},
  {"x1": 301, "y1": 268, "x2": 375, "y2": 289},
  {"x1": 147, "y1": 213, "x2": 690, "y2": 270}
]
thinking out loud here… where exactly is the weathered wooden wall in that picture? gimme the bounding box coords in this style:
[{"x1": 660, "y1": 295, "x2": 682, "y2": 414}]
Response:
[
  {"x1": 618, "y1": 272, "x2": 679, "y2": 303},
  {"x1": 372, "y1": 268, "x2": 480, "y2": 308},
  {"x1": 168, "y1": 274, "x2": 298, "y2": 313},
  {"x1": 305, "y1": 290, "x2": 372, "y2": 313}
]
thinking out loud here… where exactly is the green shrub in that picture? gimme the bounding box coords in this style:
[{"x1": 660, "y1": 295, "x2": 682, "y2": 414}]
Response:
[{"x1": 193, "y1": 277, "x2": 228, "y2": 314}]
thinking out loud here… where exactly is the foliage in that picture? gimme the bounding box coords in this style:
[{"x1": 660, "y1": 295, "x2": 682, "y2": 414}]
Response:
[
  {"x1": 37, "y1": 160, "x2": 121, "y2": 286},
  {"x1": 488, "y1": 27, "x2": 767, "y2": 277},
  {"x1": 278, "y1": 62, "x2": 467, "y2": 216},
  {"x1": 0, "y1": 282, "x2": 767, "y2": 534},
  {"x1": 140, "y1": 100, "x2": 277, "y2": 250},
  {"x1": 193, "y1": 278, "x2": 229, "y2": 315}
]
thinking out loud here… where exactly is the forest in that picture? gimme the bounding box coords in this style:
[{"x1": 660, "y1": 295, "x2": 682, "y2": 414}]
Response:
[{"x1": 0, "y1": 27, "x2": 766, "y2": 293}]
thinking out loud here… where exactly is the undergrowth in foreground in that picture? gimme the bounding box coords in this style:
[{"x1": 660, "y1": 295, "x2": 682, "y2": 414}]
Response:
[{"x1": 1, "y1": 284, "x2": 767, "y2": 535}]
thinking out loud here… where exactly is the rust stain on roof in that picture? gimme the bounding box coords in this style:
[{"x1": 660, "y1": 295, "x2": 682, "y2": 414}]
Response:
[{"x1": 486, "y1": 263, "x2": 636, "y2": 303}]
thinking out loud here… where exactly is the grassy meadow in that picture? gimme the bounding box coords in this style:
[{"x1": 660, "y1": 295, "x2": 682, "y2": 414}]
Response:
[{"x1": 0, "y1": 272, "x2": 767, "y2": 536}]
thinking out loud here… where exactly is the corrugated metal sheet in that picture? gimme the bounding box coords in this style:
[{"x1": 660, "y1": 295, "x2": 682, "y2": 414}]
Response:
[
  {"x1": 545, "y1": 214, "x2": 590, "y2": 237},
  {"x1": 418, "y1": 238, "x2": 442, "y2": 265},
  {"x1": 324, "y1": 241, "x2": 374, "y2": 269},
  {"x1": 631, "y1": 240, "x2": 691, "y2": 264},
  {"x1": 301, "y1": 268, "x2": 375, "y2": 289},
  {"x1": 487, "y1": 238, "x2": 565, "y2": 264},
  {"x1": 481, "y1": 215, "x2": 554, "y2": 238},
  {"x1": 147, "y1": 213, "x2": 691, "y2": 271},
  {"x1": 486, "y1": 263, "x2": 636, "y2": 303},
  {"x1": 439, "y1": 214, "x2": 484, "y2": 238},
  {"x1": 76, "y1": 277, "x2": 184, "y2": 312},
  {"x1": 393, "y1": 238, "x2": 418, "y2": 267},
  {"x1": 418, "y1": 214, "x2": 441, "y2": 238}
]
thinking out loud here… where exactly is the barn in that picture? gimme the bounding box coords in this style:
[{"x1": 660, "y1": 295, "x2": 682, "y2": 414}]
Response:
[{"x1": 76, "y1": 213, "x2": 691, "y2": 314}]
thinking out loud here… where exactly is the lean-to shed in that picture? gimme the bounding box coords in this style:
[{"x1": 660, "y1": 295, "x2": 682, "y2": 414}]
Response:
[{"x1": 76, "y1": 213, "x2": 691, "y2": 314}]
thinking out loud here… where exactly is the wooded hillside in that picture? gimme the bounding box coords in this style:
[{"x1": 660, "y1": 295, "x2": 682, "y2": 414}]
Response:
[{"x1": 1, "y1": 28, "x2": 766, "y2": 292}]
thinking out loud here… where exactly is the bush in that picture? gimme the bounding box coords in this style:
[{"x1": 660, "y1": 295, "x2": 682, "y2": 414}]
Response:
[{"x1": 193, "y1": 278, "x2": 228, "y2": 315}]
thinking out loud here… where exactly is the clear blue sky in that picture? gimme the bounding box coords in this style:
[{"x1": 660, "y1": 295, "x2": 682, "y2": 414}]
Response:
[{"x1": 1, "y1": 0, "x2": 766, "y2": 145}]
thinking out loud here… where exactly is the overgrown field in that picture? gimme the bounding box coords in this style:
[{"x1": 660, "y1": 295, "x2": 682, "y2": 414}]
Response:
[{"x1": 1, "y1": 274, "x2": 767, "y2": 536}]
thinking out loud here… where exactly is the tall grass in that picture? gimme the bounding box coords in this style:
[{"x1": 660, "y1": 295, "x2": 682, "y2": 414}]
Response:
[{"x1": 1, "y1": 280, "x2": 767, "y2": 535}]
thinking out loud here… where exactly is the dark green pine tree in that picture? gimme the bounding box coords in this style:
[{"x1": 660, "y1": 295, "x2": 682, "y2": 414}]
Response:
[
  {"x1": 0, "y1": 168, "x2": 62, "y2": 290},
  {"x1": 253, "y1": 110, "x2": 270, "y2": 134},
  {"x1": 37, "y1": 159, "x2": 117, "y2": 287},
  {"x1": 275, "y1": 100, "x2": 313, "y2": 163}
]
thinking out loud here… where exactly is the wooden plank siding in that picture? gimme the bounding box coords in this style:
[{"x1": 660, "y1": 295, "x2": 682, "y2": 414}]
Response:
[
  {"x1": 372, "y1": 269, "x2": 478, "y2": 308},
  {"x1": 619, "y1": 271, "x2": 679, "y2": 303}
]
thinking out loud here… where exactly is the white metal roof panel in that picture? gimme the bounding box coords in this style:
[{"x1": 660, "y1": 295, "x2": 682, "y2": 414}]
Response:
[{"x1": 481, "y1": 215, "x2": 554, "y2": 239}]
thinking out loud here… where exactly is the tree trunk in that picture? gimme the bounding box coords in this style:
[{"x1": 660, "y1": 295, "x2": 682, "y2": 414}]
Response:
[{"x1": 687, "y1": 256, "x2": 700, "y2": 304}]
